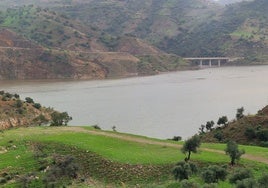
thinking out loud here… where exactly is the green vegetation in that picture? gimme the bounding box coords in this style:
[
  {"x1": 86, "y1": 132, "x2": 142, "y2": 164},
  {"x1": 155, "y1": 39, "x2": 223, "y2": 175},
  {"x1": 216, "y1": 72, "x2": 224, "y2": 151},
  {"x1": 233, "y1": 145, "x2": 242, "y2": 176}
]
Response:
[
  {"x1": 225, "y1": 141, "x2": 245, "y2": 166},
  {"x1": 0, "y1": 126, "x2": 267, "y2": 187},
  {"x1": 181, "y1": 135, "x2": 201, "y2": 161}
]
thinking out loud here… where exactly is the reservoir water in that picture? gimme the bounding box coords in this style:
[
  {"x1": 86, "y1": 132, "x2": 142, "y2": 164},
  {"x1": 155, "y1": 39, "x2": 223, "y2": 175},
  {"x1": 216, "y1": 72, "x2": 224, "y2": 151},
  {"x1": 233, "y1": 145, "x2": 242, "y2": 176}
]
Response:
[{"x1": 1, "y1": 66, "x2": 268, "y2": 139}]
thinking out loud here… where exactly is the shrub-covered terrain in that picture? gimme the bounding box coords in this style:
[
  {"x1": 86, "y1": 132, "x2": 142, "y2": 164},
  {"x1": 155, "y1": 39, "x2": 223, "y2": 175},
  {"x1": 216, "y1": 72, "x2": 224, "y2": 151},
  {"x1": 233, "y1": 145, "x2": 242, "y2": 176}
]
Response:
[
  {"x1": 0, "y1": 91, "x2": 71, "y2": 129},
  {"x1": 0, "y1": 126, "x2": 268, "y2": 187}
]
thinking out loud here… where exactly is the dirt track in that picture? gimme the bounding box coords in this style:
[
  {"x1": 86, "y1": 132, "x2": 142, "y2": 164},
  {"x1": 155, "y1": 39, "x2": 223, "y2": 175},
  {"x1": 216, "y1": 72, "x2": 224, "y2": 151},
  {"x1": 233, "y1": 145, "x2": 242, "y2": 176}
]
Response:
[{"x1": 62, "y1": 127, "x2": 268, "y2": 165}]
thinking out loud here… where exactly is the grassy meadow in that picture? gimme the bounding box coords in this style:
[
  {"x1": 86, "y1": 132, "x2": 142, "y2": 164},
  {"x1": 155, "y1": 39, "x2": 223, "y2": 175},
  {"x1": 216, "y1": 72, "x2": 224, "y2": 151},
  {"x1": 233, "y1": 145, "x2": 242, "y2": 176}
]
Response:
[{"x1": 0, "y1": 126, "x2": 268, "y2": 187}]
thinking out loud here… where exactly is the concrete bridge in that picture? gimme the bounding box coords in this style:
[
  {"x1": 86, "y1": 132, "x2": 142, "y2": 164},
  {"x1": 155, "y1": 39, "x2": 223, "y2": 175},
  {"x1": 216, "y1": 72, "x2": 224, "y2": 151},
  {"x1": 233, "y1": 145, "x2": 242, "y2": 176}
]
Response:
[{"x1": 183, "y1": 57, "x2": 230, "y2": 68}]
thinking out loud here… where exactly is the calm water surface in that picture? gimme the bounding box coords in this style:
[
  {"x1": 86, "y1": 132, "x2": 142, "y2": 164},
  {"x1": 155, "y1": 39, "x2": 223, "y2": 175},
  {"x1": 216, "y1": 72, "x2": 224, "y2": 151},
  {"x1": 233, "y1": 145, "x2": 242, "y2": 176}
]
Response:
[{"x1": 1, "y1": 66, "x2": 268, "y2": 139}]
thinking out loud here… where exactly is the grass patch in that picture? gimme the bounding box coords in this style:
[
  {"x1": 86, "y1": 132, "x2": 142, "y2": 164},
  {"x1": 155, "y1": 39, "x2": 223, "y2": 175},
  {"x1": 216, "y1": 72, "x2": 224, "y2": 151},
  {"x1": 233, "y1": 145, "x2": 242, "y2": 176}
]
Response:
[{"x1": 1, "y1": 127, "x2": 268, "y2": 187}]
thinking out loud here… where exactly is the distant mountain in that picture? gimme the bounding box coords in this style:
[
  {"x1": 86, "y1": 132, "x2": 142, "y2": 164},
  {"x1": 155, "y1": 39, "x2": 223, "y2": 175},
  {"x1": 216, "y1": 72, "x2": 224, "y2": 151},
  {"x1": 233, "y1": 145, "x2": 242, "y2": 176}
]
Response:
[
  {"x1": 0, "y1": 0, "x2": 267, "y2": 80},
  {"x1": 0, "y1": 6, "x2": 186, "y2": 80},
  {"x1": 212, "y1": 0, "x2": 253, "y2": 5},
  {"x1": 160, "y1": 0, "x2": 268, "y2": 63}
]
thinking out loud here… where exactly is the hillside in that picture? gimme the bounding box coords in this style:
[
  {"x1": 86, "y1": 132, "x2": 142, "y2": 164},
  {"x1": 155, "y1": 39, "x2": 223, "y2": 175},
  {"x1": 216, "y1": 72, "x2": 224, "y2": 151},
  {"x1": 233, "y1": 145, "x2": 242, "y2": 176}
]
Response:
[
  {"x1": 159, "y1": 0, "x2": 268, "y2": 62},
  {"x1": 0, "y1": 0, "x2": 267, "y2": 80},
  {"x1": 49, "y1": 0, "x2": 268, "y2": 63},
  {"x1": 201, "y1": 105, "x2": 268, "y2": 146},
  {"x1": 0, "y1": 91, "x2": 58, "y2": 129},
  {"x1": 0, "y1": 6, "x2": 187, "y2": 80}
]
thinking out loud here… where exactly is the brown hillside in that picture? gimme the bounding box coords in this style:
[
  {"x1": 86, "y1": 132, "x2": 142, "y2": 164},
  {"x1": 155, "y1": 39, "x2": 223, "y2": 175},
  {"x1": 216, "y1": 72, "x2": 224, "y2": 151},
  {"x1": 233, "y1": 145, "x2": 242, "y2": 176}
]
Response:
[
  {"x1": 0, "y1": 91, "x2": 55, "y2": 129},
  {"x1": 201, "y1": 105, "x2": 268, "y2": 146}
]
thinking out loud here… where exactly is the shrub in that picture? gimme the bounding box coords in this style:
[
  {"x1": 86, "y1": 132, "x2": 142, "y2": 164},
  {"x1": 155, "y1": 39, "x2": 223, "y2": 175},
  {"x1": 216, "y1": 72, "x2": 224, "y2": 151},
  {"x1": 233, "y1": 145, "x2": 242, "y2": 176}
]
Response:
[
  {"x1": 14, "y1": 93, "x2": 20, "y2": 99},
  {"x1": 33, "y1": 115, "x2": 49, "y2": 126},
  {"x1": 236, "y1": 178, "x2": 256, "y2": 188},
  {"x1": 256, "y1": 129, "x2": 268, "y2": 141},
  {"x1": 25, "y1": 97, "x2": 34, "y2": 104},
  {"x1": 244, "y1": 128, "x2": 256, "y2": 140},
  {"x1": 201, "y1": 165, "x2": 227, "y2": 183},
  {"x1": 33, "y1": 103, "x2": 41, "y2": 109},
  {"x1": 15, "y1": 100, "x2": 23, "y2": 108},
  {"x1": 203, "y1": 183, "x2": 218, "y2": 188},
  {"x1": 172, "y1": 161, "x2": 197, "y2": 181},
  {"x1": 260, "y1": 141, "x2": 268, "y2": 147},
  {"x1": 166, "y1": 182, "x2": 181, "y2": 188},
  {"x1": 229, "y1": 168, "x2": 252, "y2": 184},
  {"x1": 43, "y1": 155, "x2": 79, "y2": 187},
  {"x1": 92, "y1": 125, "x2": 101, "y2": 130},
  {"x1": 258, "y1": 173, "x2": 268, "y2": 188},
  {"x1": 214, "y1": 130, "x2": 224, "y2": 142},
  {"x1": 171, "y1": 136, "x2": 182, "y2": 141},
  {"x1": 180, "y1": 179, "x2": 199, "y2": 188}
]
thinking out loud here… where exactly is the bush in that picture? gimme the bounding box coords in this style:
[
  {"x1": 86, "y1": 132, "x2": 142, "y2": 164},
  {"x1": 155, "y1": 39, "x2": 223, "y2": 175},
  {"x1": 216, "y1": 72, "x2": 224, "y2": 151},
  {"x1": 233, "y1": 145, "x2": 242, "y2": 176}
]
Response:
[
  {"x1": 170, "y1": 136, "x2": 182, "y2": 141},
  {"x1": 244, "y1": 128, "x2": 256, "y2": 140},
  {"x1": 180, "y1": 179, "x2": 199, "y2": 188},
  {"x1": 256, "y1": 129, "x2": 268, "y2": 141},
  {"x1": 33, "y1": 103, "x2": 41, "y2": 109},
  {"x1": 25, "y1": 97, "x2": 34, "y2": 104},
  {"x1": 201, "y1": 165, "x2": 227, "y2": 183},
  {"x1": 203, "y1": 183, "x2": 218, "y2": 188},
  {"x1": 236, "y1": 178, "x2": 256, "y2": 188},
  {"x1": 229, "y1": 168, "x2": 252, "y2": 184},
  {"x1": 14, "y1": 94, "x2": 20, "y2": 99},
  {"x1": 166, "y1": 182, "x2": 181, "y2": 188},
  {"x1": 258, "y1": 173, "x2": 268, "y2": 188},
  {"x1": 15, "y1": 100, "x2": 23, "y2": 108},
  {"x1": 92, "y1": 125, "x2": 101, "y2": 130},
  {"x1": 260, "y1": 141, "x2": 268, "y2": 147},
  {"x1": 172, "y1": 161, "x2": 197, "y2": 181},
  {"x1": 43, "y1": 155, "x2": 79, "y2": 187},
  {"x1": 214, "y1": 130, "x2": 224, "y2": 142}
]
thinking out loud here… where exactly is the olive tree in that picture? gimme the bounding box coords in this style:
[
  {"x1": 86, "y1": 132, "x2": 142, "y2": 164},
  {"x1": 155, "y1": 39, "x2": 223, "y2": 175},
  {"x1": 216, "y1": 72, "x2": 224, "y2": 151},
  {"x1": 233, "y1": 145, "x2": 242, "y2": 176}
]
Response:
[
  {"x1": 225, "y1": 141, "x2": 245, "y2": 166},
  {"x1": 50, "y1": 111, "x2": 72, "y2": 126},
  {"x1": 181, "y1": 135, "x2": 201, "y2": 162}
]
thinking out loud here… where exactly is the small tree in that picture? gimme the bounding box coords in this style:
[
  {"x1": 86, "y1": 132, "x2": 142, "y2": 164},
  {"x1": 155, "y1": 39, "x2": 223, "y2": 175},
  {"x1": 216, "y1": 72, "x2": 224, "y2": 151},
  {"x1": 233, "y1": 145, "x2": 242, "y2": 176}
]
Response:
[
  {"x1": 217, "y1": 116, "x2": 228, "y2": 127},
  {"x1": 225, "y1": 141, "x2": 245, "y2": 166},
  {"x1": 199, "y1": 124, "x2": 205, "y2": 134},
  {"x1": 50, "y1": 112, "x2": 72, "y2": 126},
  {"x1": 236, "y1": 107, "x2": 245, "y2": 120},
  {"x1": 205, "y1": 121, "x2": 214, "y2": 132},
  {"x1": 181, "y1": 135, "x2": 201, "y2": 161}
]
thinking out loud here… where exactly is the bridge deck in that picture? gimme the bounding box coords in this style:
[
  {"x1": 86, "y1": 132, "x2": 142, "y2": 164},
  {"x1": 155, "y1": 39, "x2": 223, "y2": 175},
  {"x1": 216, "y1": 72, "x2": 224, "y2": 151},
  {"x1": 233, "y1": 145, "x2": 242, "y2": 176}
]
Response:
[{"x1": 183, "y1": 57, "x2": 230, "y2": 60}]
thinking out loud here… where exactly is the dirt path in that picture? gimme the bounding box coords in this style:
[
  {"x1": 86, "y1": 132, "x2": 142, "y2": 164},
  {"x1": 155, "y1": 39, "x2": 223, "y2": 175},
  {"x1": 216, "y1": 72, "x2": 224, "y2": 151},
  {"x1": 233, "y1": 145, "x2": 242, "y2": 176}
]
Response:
[{"x1": 62, "y1": 127, "x2": 268, "y2": 165}]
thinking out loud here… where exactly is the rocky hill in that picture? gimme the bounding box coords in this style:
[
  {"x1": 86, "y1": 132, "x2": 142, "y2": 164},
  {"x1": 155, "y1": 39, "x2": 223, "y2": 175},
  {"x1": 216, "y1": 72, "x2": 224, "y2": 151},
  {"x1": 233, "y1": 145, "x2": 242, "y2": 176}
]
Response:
[{"x1": 0, "y1": 91, "x2": 57, "y2": 129}]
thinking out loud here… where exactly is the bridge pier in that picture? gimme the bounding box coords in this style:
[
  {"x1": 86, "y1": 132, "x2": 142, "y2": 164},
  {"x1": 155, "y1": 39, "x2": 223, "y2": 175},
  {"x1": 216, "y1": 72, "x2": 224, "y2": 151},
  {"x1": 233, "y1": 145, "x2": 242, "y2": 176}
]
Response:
[
  {"x1": 199, "y1": 60, "x2": 203, "y2": 68},
  {"x1": 183, "y1": 57, "x2": 230, "y2": 68},
  {"x1": 218, "y1": 60, "x2": 221, "y2": 67}
]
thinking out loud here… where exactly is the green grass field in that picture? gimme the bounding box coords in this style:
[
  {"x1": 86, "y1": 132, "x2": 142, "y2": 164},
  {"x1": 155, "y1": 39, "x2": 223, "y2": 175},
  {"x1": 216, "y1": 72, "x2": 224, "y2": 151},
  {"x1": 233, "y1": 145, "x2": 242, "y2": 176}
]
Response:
[{"x1": 1, "y1": 126, "x2": 268, "y2": 187}]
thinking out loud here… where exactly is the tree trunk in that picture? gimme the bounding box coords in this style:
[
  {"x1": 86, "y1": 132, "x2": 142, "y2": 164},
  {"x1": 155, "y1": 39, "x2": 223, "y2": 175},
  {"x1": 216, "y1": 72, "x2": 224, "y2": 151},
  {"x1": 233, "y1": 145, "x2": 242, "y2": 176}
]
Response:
[{"x1": 187, "y1": 151, "x2": 191, "y2": 161}]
